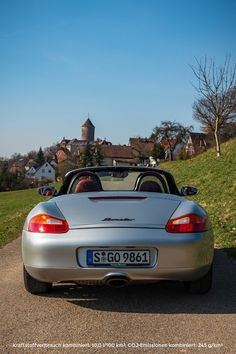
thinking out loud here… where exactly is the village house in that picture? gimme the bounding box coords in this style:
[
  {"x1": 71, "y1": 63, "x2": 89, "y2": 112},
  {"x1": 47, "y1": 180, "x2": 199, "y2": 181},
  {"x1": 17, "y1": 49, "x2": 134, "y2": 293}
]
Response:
[
  {"x1": 55, "y1": 147, "x2": 73, "y2": 164},
  {"x1": 25, "y1": 161, "x2": 56, "y2": 181},
  {"x1": 100, "y1": 145, "x2": 139, "y2": 166},
  {"x1": 185, "y1": 132, "x2": 214, "y2": 157},
  {"x1": 9, "y1": 158, "x2": 27, "y2": 175},
  {"x1": 25, "y1": 166, "x2": 37, "y2": 178},
  {"x1": 65, "y1": 139, "x2": 81, "y2": 154},
  {"x1": 34, "y1": 162, "x2": 55, "y2": 181},
  {"x1": 59, "y1": 138, "x2": 71, "y2": 149},
  {"x1": 129, "y1": 138, "x2": 155, "y2": 165},
  {"x1": 159, "y1": 138, "x2": 185, "y2": 160}
]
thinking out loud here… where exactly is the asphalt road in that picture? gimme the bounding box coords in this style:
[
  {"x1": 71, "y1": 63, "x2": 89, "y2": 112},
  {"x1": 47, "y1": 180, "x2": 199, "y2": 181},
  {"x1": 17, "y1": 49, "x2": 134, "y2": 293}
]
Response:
[{"x1": 1, "y1": 237, "x2": 236, "y2": 354}]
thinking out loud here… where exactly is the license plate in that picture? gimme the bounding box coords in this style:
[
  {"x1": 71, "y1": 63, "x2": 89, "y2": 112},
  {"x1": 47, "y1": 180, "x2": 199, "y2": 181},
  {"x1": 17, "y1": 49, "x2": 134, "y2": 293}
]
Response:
[{"x1": 87, "y1": 250, "x2": 150, "y2": 266}]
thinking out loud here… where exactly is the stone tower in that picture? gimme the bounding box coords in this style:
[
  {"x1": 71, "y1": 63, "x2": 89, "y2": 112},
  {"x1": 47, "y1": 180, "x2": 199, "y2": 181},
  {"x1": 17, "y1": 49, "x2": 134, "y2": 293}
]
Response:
[{"x1": 81, "y1": 118, "x2": 95, "y2": 142}]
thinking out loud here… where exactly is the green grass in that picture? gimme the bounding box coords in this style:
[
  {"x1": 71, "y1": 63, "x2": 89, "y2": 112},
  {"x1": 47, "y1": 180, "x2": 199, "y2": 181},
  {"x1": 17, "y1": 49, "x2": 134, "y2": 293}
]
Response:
[
  {"x1": 0, "y1": 141, "x2": 236, "y2": 259},
  {"x1": 160, "y1": 137, "x2": 236, "y2": 258},
  {"x1": 0, "y1": 189, "x2": 44, "y2": 247},
  {"x1": 0, "y1": 182, "x2": 61, "y2": 248}
]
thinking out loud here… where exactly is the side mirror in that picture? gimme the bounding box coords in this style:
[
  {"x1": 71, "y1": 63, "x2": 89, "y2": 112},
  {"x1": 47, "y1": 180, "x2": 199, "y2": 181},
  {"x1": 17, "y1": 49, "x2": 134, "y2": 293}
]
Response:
[
  {"x1": 180, "y1": 186, "x2": 198, "y2": 196},
  {"x1": 38, "y1": 186, "x2": 57, "y2": 197}
]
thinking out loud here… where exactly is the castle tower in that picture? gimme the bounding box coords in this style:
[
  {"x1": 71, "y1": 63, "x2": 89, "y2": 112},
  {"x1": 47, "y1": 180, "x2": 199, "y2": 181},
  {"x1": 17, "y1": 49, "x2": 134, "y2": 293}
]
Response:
[{"x1": 81, "y1": 118, "x2": 95, "y2": 142}]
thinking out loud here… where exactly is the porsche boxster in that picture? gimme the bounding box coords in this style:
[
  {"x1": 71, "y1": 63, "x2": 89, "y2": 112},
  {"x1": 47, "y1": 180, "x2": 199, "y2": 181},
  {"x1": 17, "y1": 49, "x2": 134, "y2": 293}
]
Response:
[{"x1": 22, "y1": 166, "x2": 214, "y2": 295}]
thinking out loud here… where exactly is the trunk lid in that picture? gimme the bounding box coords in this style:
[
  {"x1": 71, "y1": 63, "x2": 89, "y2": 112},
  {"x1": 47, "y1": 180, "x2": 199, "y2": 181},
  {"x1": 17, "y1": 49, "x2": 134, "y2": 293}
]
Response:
[{"x1": 54, "y1": 192, "x2": 182, "y2": 229}]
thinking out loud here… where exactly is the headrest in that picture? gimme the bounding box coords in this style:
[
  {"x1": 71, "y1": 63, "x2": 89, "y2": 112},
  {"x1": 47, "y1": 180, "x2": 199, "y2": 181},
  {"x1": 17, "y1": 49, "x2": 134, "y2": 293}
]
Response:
[
  {"x1": 139, "y1": 180, "x2": 162, "y2": 193},
  {"x1": 75, "y1": 179, "x2": 100, "y2": 193}
]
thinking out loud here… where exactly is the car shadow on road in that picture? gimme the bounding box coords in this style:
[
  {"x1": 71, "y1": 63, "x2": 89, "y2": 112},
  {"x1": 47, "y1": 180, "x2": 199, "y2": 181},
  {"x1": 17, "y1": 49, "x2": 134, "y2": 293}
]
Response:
[{"x1": 46, "y1": 249, "x2": 236, "y2": 314}]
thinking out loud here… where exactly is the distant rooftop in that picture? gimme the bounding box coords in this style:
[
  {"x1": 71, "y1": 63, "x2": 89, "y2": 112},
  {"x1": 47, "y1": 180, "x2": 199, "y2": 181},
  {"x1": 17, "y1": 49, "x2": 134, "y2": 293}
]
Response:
[{"x1": 81, "y1": 118, "x2": 95, "y2": 128}]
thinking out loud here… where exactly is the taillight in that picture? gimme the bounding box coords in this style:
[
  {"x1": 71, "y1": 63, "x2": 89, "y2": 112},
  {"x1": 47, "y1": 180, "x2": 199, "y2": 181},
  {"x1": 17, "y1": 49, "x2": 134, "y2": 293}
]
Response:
[
  {"x1": 28, "y1": 214, "x2": 69, "y2": 233},
  {"x1": 166, "y1": 213, "x2": 207, "y2": 233}
]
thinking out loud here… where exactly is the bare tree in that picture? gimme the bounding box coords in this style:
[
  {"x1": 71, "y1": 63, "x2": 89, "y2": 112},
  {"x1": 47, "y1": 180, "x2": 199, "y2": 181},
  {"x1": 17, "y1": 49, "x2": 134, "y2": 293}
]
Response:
[
  {"x1": 191, "y1": 56, "x2": 236, "y2": 157},
  {"x1": 151, "y1": 121, "x2": 193, "y2": 161}
]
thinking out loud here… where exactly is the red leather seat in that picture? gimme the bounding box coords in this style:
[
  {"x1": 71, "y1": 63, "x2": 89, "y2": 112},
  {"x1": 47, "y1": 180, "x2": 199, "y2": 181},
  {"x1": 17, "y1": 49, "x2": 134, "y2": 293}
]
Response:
[{"x1": 75, "y1": 179, "x2": 100, "y2": 193}]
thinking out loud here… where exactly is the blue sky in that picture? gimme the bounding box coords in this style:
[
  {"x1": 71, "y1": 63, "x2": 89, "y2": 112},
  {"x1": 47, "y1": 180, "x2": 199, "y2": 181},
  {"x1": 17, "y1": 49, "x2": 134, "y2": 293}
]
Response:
[{"x1": 0, "y1": 0, "x2": 236, "y2": 157}]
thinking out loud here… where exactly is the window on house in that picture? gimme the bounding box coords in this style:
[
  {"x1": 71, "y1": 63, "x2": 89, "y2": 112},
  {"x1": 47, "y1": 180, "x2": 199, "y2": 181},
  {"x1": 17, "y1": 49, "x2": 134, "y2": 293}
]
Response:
[{"x1": 48, "y1": 170, "x2": 51, "y2": 173}]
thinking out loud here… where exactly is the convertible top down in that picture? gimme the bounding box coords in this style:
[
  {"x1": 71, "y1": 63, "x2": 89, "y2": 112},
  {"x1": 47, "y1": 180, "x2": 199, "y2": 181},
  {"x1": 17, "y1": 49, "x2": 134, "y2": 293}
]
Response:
[{"x1": 22, "y1": 166, "x2": 214, "y2": 295}]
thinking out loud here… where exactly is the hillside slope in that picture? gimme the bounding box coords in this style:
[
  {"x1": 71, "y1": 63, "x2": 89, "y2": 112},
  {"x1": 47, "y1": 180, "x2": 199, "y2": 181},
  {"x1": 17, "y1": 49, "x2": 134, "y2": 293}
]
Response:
[
  {"x1": 161, "y1": 137, "x2": 236, "y2": 257},
  {"x1": 0, "y1": 189, "x2": 43, "y2": 248}
]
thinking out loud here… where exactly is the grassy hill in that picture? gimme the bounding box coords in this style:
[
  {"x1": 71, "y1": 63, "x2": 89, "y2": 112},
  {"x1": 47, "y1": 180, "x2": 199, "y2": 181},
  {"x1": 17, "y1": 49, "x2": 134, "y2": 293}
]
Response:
[
  {"x1": 0, "y1": 182, "x2": 61, "y2": 248},
  {"x1": 0, "y1": 189, "x2": 44, "y2": 247},
  {"x1": 160, "y1": 137, "x2": 236, "y2": 257},
  {"x1": 0, "y1": 139, "x2": 235, "y2": 258}
]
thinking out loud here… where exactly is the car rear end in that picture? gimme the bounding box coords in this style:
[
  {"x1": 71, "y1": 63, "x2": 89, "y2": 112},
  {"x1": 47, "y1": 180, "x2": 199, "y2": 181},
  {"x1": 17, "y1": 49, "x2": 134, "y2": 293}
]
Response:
[{"x1": 22, "y1": 191, "x2": 214, "y2": 290}]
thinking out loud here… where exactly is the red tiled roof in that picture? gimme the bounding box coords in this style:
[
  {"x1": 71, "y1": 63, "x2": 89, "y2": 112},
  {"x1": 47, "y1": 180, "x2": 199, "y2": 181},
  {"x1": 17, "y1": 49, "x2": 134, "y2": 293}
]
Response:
[
  {"x1": 129, "y1": 138, "x2": 154, "y2": 157},
  {"x1": 67, "y1": 138, "x2": 80, "y2": 145},
  {"x1": 60, "y1": 138, "x2": 70, "y2": 144},
  {"x1": 101, "y1": 145, "x2": 134, "y2": 159},
  {"x1": 56, "y1": 148, "x2": 72, "y2": 163}
]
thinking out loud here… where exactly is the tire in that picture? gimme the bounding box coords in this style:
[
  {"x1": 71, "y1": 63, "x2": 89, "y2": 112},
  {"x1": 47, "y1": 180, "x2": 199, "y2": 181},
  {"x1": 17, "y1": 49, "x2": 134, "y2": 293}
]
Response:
[
  {"x1": 23, "y1": 265, "x2": 52, "y2": 294},
  {"x1": 184, "y1": 265, "x2": 213, "y2": 294}
]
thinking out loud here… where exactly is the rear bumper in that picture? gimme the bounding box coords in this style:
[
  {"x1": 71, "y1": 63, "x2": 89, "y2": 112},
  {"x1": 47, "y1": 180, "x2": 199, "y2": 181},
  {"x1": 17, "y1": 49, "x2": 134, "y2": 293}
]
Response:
[
  {"x1": 25, "y1": 265, "x2": 212, "y2": 283},
  {"x1": 22, "y1": 227, "x2": 214, "y2": 283}
]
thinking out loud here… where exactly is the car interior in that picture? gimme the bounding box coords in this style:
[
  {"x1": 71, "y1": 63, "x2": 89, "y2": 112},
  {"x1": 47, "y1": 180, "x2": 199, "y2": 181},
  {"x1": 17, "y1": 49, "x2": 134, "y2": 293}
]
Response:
[
  {"x1": 71, "y1": 171, "x2": 166, "y2": 193},
  {"x1": 75, "y1": 178, "x2": 102, "y2": 193},
  {"x1": 138, "y1": 180, "x2": 163, "y2": 193}
]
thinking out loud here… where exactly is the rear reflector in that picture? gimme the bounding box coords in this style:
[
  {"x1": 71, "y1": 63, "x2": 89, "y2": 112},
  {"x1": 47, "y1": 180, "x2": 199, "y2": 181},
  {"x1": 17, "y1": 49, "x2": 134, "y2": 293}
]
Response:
[
  {"x1": 89, "y1": 196, "x2": 146, "y2": 201},
  {"x1": 28, "y1": 214, "x2": 69, "y2": 233},
  {"x1": 166, "y1": 213, "x2": 207, "y2": 233}
]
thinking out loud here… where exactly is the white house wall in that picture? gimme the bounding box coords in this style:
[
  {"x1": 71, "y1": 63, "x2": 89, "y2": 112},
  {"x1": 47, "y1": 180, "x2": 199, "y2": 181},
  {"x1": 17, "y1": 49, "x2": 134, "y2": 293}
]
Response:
[{"x1": 34, "y1": 163, "x2": 55, "y2": 181}]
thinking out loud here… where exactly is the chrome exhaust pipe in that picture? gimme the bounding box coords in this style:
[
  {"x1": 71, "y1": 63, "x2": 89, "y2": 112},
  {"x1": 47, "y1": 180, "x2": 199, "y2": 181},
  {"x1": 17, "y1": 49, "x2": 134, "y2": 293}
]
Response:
[{"x1": 106, "y1": 277, "x2": 130, "y2": 288}]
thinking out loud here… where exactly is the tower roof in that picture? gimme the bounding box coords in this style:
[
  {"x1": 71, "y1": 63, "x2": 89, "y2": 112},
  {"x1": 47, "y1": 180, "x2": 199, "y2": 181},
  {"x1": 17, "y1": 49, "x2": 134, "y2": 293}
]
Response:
[{"x1": 82, "y1": 118, "x2": 95, "y2": 128}]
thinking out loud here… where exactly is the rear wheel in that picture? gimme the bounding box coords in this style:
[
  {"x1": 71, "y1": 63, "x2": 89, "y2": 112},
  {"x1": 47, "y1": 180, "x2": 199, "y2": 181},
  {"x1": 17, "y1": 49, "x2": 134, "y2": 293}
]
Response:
[
  {"x1": 23, "y1": 265, "x2": 52, "y2": 294},
  {"x1": 184, "y1": 265, "x2": 213, "y2": 294}
]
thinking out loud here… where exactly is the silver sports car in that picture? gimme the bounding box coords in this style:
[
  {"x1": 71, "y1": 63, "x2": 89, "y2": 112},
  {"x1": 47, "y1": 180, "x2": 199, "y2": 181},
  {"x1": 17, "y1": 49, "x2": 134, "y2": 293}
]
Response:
[{"x1": 22, "y1": 166, "x2": 214, "y2": 295}]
